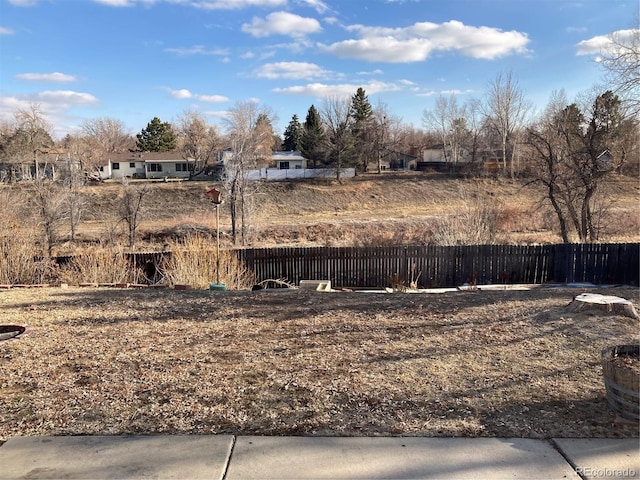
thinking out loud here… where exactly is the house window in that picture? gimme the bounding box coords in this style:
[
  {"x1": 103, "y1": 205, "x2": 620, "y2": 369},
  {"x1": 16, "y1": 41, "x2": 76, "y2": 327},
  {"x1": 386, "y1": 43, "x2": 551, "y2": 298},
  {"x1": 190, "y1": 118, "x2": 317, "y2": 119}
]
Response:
[
  {"x1": 279, "y1": 161, "x2": 290, "y2": 170},
  {"x1": 112, "y1": 162, "x2": 120, "y2": 170},
  {"x1": 175, "y1": 163, "x2": 188, "y2": 172},
  {"x1": 295, "y1": 164, "x2": 302, "y2": 169},
  {"x1": 130, "y1": 162, "x2": 135, "y2": 168},
  {"x1": 99, "y1": 166, "x2": 104, "y2": 172},
  {"x1": 148, "y1": 163, "x2": 162, "y2": 172}
]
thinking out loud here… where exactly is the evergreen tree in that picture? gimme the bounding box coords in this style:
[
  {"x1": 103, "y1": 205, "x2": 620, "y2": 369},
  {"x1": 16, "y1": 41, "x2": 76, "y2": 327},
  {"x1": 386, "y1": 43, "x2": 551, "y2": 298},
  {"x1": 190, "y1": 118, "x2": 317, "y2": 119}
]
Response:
[
  {"x1": 282, "y1": 114, "x2": 302, "y2": 151},
  {"x1": 300, "y1": 105, "x2": 325, "y2": 167},
  {"x1": 136, "y1": 117, "x2": 177, "y2": 152},
  {"x1": 349, "y1": 87, "x2": 375, "y2": 171}
]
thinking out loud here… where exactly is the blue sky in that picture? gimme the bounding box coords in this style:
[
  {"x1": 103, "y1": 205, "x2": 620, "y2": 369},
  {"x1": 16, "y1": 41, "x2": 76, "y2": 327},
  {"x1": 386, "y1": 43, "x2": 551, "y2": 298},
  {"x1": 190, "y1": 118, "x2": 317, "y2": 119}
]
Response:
[{"x1": 0, "y1": 0, "x2": 636, "y2": 139}]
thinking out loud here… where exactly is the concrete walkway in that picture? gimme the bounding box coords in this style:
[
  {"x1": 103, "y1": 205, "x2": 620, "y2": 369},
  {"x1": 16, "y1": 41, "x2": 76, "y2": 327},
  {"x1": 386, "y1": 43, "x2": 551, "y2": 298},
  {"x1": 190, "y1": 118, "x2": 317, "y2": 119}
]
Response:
[{"x1": 0, "y1": 435, "x2": 637, "y2": 479}]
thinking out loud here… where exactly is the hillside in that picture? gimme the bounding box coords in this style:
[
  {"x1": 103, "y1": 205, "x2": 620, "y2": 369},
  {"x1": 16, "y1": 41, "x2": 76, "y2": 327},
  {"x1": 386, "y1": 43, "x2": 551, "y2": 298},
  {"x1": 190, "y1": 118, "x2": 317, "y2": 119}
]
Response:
[{"x1": 4, "y1": 172, "x2": 639, "y2": 252}]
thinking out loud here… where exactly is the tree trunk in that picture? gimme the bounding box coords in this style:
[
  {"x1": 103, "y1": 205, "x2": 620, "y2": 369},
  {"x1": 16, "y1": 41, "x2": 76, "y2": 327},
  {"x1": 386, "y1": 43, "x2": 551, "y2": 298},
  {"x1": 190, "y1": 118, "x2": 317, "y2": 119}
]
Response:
[
  {"x1": 548, "y1": 184, "x2": 570, "y2": 243},
  {"x1": 567, "y1": 293, "x2": 639, "y2": 320}
]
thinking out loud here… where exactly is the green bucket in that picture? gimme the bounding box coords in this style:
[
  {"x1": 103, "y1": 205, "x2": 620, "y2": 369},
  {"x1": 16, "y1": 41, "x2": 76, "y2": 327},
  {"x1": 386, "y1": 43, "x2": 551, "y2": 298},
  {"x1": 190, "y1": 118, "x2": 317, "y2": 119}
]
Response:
[{"x1": 209, "y1": 283, "x2": 227, "y2": 291}]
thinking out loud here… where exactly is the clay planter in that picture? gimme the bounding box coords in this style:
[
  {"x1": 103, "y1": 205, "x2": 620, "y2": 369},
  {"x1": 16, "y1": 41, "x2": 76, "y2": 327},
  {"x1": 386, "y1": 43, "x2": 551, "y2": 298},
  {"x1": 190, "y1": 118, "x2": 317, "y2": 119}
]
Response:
[{"x1": 601, "y1": 345, "x2": 639, "y2": 422}]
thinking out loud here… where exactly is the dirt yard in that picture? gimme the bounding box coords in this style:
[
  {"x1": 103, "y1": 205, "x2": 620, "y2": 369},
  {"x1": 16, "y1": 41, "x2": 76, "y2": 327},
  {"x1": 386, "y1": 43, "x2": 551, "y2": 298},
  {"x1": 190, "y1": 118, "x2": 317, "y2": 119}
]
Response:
[{"x1": 1, "y1": 285, "x2": 638, "y2": 442}]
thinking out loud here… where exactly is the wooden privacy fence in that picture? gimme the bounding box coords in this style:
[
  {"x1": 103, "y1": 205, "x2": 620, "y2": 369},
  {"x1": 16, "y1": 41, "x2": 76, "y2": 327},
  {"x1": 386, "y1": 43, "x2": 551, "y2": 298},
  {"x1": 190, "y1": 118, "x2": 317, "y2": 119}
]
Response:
[{"x1": 236, "y1": 243, "x2": 639, "y2": 288}]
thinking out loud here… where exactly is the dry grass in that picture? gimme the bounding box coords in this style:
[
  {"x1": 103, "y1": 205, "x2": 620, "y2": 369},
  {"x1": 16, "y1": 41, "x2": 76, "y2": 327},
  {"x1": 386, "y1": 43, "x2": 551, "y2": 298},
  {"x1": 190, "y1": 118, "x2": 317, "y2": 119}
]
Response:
[
  {"x1": 58, "y1": 245, "x2": 142, "y2": 285},
  {"x1": 161, "y1": 234, "x2": 255, "y2": 289},
  {"x1": 1, "y1": 286, "x2": 638, "y2": 441},
  {"x1": 3, "y1": 173, "x2": 638, "y2": 252}
]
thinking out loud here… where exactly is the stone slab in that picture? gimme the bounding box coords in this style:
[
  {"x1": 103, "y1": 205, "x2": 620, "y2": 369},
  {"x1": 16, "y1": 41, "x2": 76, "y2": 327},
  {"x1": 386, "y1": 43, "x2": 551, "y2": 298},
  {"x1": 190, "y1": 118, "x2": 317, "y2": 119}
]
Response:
[
  {"x1": 225, "y1": 436, "x2": 579, "y2": 479},
  {"x1": 0, "y1": 435, "x2": 234, "y2": 480},
  {"x1": 552, "y1": 438, "x2": 640, "y2": 480},
  {"x1": 299, "y1": 280, "x2": 332, "y2": 291}
]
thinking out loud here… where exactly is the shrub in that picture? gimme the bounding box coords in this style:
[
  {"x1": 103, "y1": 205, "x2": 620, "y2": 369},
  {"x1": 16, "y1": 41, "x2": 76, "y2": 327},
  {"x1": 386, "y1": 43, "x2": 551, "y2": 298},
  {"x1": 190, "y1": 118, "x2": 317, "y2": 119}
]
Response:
[
  {"x1": 0, "y1": 191, "x2": 56, "y2": 284},
  {"x1": 59, "y1": 244, "x2": 140, "y2": 285},
  {"x1": 161, "y1": 234, "x2": 255, "y2": 290},
  {"x1": 432, "y1": 187, "x2": 499, "y2": 245}
]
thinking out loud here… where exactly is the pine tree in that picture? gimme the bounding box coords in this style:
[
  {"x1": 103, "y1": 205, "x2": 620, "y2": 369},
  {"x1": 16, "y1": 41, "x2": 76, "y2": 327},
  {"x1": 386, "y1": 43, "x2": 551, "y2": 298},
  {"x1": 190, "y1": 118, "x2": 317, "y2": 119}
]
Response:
[
  {"x1": 300, "y1": 105, "x2": 325, "y2": 167},
  {"x1": 282, "y1": 114, "x2": 302, "y2": 151},
  {"x1": 136, "y1": 117, "x2": 177, "y2": 152},
  {"x1": 349, "y1": 88, "x2": 374, "y2": 171}
]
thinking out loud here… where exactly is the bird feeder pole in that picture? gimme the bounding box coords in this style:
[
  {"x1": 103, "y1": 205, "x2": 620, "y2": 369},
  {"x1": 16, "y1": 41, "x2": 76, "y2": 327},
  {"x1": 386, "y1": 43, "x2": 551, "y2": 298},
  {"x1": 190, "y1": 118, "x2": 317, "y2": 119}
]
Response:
[{"x1": 206, "y1": 188, "x2": 223, "y2": 285}]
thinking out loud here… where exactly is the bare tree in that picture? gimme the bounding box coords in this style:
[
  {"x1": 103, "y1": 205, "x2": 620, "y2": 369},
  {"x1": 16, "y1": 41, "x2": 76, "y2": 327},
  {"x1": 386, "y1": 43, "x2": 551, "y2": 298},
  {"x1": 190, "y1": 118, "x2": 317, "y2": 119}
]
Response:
[
  {"x1": 597, "y1": 14, "x2": 640, "y2": 116},
  {"x1": 527, "y1": 89, "x2": 631, "y2": 242},
  {"x1": 118, "y1": 178, "x2": 149, "y2": 248},
  {"x1": 31, "y1": 178, "x2": 66, "y2": 255},
  {"x1": 176, "y1": 110, "x2": 220, "y2": 179},
  {"x1": 484, "y1": 71, "x2": 531, "y2": 176},
  {"x1": 63, "y1": 169, "x2": 86, "y2": 241},
  {"x1": 371, "y1": 101, "x2": 404, "y2": 173},
  {"x1": 321, "y1": 96, "x2": 355, "y2": 182},
  {"x1": 423, "y1": 95, "x2": 468, "y2": 165},
  {"x1": 81, "y1": 117, "x2": 134, "y2": 174},
  {"x1": 461, "y1": 98, "x2": 485, "y2": 165},
  {"x1": 9, "y1": 104, "x2": 55, "y2": 179},
  {"x1": 223, "y1": 101, "x2": 275, "y2": 245}
]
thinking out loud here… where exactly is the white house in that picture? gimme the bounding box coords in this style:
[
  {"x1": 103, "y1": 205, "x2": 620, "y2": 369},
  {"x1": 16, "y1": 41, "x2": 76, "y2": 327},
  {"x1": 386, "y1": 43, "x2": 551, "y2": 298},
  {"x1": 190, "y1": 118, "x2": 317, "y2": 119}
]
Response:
[
  {"x1": 273, "y1": 151, "x2": 307, "y2": 170},
  {"x1": 99, "y1": 153, "x2": 145, "y2": 179},
  {"x1": 98, "y1": 152, "x2": 196, "y2": 180}
]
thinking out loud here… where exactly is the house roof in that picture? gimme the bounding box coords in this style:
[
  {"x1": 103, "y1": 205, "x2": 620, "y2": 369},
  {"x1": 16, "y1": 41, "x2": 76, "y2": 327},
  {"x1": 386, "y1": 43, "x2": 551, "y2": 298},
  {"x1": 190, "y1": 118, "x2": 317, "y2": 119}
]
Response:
[
  {"x1": 106, "y1": 151, "x2": 187, "y2": 162},
  {"x1": 272, "y1": 151, "x2": 305, "y2": 161}
]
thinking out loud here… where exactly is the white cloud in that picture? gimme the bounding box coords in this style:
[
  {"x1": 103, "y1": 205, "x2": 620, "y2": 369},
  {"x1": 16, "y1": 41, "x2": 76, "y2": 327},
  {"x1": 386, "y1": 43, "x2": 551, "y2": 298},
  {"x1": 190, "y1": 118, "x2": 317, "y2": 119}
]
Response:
[
  {"x1": 36, "y1": 90, "x2": 99, "y2": 105},
  {"x1": 357, "y1": 69, "x2": 384, "y2": 75},
  {"x1": 296, "y1": 0, "x2": 331, "y2": 14},
  {"x1": 165, "y1": 45, "x2": 229, "y2": 56},
  {"x1": 242, "y1": 11, "x2": 322, "y2": 39},
  {"x1": 168, "y1": 88, "x2": 229, "y2": 102},
  {"x1": 0, "y1": 27, "x2": 15, "y2": 35},
  {"x1": 416, "y1": 88, "x2": 473, "y2": 97},
  {"x1": 576, "y1": 29, "x2": 638, "y2": 55},
  {"x1": 320, "y1": 20, "x2": 530, "y2": 63},
  {"x1": 170, "y1": 88, "x2": 193, "y2": 99},
  {"x1": 273, "y1": 80, "x2": 403, "y2": 97},
  {"x1": 253, "y1": 62, "x2": 331, "y2": 80},
  {"x1": 0, "y1": 90, "x2": 98, "y2": 123},
  {"x1": 16, "y1": 72, "x2": 78, "y2": 82},
  {"x1": 197, "y1": 94, "x2": 230, "y2": 102},
  {"x1": 440, "y1": 89, "x2": 474, "y2": 95}
]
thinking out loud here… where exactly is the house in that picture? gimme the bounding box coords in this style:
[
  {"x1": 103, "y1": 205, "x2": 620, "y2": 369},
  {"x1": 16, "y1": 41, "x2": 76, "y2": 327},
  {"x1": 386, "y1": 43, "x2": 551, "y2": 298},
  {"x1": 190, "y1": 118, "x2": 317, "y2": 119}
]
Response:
[
  {"x1": 99, "y1": 152, "x2": 144, "y2": 180},
  {"x1": 141, "y1": 152, "x2": 195, "y2": 179},
  {"x1": 596, "y1": 150, "x2": 614, "y2": 171},
  {"x1": 0, "y1": 148, "x2": 72, "y2": 181},
  {"x1": 380, "y1": 151, "x2": 418, "y2": 170},
  {"x1": 98, "y1": 152, "x2": 196, "y2": 180},
  {"x1": 273, "y1": 151, "x2": 307, "y2": 170}
]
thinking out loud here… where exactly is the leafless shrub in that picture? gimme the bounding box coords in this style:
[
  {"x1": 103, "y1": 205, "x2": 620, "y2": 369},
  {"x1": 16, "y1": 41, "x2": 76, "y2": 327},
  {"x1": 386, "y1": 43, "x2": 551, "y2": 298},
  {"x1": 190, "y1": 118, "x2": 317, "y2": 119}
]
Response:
[
  {"x1": 0, "y1": 225, "x2": 53, "y2": 285},
  {"x1": 0, "y1": 189, "x2": 56, "y2": 284},
  {"x1": 432, "y1": 187, "x2": 499, "y2": 245},
  {"x1": 59, "y1": 244, "x2": 139, "y2": 285},
  {"x1": 30, "y1": 179, "x2": 67, "y2": 255},
  {"x1": 161, "y1": 234, "x2": 255, "y2": 289}
]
